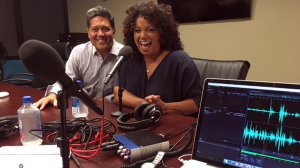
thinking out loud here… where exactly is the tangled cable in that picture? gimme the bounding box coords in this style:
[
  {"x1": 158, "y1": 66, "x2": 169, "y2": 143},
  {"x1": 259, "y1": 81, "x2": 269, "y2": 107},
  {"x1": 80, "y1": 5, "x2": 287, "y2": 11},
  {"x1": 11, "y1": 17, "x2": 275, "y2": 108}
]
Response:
[{"x1": 40, "y1": 117, "x2": 116, "y2": 159}]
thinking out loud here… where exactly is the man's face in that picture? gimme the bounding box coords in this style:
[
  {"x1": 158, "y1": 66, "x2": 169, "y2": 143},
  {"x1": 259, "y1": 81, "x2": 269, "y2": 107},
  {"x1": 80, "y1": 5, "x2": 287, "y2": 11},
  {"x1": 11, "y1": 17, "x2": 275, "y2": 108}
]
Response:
[{"x1": 87, "y1": 16, "x2": 114, "y2": 56}]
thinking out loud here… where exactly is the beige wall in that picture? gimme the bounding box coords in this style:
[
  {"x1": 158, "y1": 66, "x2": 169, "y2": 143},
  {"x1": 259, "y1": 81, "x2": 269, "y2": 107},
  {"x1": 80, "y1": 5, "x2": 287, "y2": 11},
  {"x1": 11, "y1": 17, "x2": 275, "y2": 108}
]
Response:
[
  {"x1": 67, "y1": 0, "x2": 150, "y2": 42},
  {"x1": 68, "y1": 0, "x2": 300, "y2": 84}
]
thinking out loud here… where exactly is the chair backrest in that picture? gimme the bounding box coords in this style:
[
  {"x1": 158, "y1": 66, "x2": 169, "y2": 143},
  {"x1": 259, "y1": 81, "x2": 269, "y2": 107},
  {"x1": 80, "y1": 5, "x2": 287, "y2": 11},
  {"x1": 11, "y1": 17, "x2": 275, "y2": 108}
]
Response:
[
  {"x1": 1, "y1": 73, "x2": 33, "y2": 87},
  {"x1": 192, "y1": 58, "x2": 250, "y2": 84},
  {"x1": 48, "y1": 42, "x2": 72, "y2": 61},
  {"x1": 0, "y1": 41, "x2": 7, "y2": 81},
  {"x1": 1, "y1": 71, "x2": 51, "y2": 90},
  {"x1": 0, "y1": 63, "x2": 3, "y2": 81}
]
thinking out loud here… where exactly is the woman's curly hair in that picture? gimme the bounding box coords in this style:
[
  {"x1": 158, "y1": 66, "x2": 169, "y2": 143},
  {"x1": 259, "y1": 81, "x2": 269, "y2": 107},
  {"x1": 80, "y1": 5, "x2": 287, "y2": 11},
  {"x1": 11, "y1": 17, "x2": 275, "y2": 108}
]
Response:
[{"x1": 123, "y1": 1, "x2": 183, "y2": 58}]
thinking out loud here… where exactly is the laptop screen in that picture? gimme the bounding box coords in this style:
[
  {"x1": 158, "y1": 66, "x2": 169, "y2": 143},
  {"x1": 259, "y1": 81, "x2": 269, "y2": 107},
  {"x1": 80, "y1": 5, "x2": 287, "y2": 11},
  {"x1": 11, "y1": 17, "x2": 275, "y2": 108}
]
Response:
[{"x1": 193, "y1": 78, "x2": 300, "y2": 168}]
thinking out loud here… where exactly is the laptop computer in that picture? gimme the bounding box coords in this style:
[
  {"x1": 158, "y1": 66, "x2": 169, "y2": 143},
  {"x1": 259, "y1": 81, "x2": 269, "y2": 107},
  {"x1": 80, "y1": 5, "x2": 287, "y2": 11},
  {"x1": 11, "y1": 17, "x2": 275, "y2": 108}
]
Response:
[{"x1": 190, "y1": 78, "x2": 300, "y2": 168}]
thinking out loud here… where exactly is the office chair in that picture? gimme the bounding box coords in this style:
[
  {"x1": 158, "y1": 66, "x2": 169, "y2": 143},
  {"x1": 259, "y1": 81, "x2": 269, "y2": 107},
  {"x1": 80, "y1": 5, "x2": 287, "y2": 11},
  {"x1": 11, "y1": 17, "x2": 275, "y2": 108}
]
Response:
[
  {"x1": 192, "y1": 58, "x2": 250, "y2": 85},
  {"x1": 0, "y1": 61, "x2": 4, "y2": 81},
  {"x1": 0, "y1": 41, "x2": 6, "y2": 81},
  {"x1": 190, "y1": 58, "x2": 250, "y2": 117},
  {"x1": 1, "y1": 73, "x2": 33, "y2": 86},
  {"x1": 0, "y1": 58, "x2": 4, "y2": 81},
  {"x1": 1, "y1": 40, "x2": 33, "y2": 87},
  {"x1": 1, "y1": 42, "x2": 34, "y2": 87},
  {"x1": 48, "y1": 41, "x2": 71, "y2": 62},
  {"x1": 1, "y1": 41, "x2": 72, "y2": 89}
]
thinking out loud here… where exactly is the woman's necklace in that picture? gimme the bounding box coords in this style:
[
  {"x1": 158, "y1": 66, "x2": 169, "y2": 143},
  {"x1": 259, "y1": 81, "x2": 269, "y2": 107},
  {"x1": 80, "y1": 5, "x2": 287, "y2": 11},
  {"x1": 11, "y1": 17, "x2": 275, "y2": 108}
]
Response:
[{"x1": 145, "y1": 50, "x2": 169, "y2": 75}]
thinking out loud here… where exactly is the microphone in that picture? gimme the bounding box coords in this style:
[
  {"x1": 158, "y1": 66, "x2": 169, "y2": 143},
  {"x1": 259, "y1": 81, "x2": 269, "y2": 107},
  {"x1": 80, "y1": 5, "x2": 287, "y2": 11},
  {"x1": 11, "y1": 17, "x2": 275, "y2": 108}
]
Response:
[
  {"x1": 19, "y1": 39, "x2": 103, "y2": 115},
  {"x1": 104, "y1": 46, "x2": 132, "y2": 84}
]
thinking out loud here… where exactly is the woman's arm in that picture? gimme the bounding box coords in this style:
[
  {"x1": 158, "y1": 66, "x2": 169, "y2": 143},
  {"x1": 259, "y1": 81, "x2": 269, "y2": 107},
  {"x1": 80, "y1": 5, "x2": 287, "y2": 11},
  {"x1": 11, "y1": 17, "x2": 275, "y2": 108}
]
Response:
[
  {"x1": 113, "y1": 86, "x2": 146, "y2": 108},
  {"x1": 145, "y1": 95, "x2": 198, "y2": 115}
]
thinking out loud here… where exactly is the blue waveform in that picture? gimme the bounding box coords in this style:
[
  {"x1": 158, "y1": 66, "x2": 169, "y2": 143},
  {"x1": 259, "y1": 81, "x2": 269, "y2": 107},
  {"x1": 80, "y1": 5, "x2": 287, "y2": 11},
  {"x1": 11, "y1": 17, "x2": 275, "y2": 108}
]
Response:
[
  {"x1": 243, "y1": 122, "x2": 300, "y2": 152},
  {"x1": 247, "y1": 100, "x2": 300, "y2": 124}
]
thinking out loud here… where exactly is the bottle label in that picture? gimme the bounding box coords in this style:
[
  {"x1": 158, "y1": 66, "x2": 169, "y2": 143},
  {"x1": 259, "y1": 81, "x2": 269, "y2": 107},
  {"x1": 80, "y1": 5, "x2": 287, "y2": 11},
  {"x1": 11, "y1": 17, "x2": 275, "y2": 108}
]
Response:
[
  {"x1": 35, "y1": 112, "x2": 41, "y2": 129},
  {"x1": 71, "y1": 97, "x2": 89, "y2": 118},
  {"x1": 72, "y1": 98, "x2": 80, "y2": 114}
]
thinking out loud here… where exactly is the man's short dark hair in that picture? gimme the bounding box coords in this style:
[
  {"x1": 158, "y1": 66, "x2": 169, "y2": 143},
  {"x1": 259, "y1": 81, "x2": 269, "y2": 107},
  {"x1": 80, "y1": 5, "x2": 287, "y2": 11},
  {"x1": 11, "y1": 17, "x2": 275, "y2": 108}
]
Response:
[{"x1": 86, "y1": 6, "x2": 115, "y2": 30}]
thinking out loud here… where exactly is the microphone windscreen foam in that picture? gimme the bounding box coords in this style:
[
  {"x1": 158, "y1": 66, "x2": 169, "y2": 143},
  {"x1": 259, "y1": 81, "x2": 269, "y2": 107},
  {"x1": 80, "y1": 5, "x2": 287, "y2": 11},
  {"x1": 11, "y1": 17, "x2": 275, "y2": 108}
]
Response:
[
  {"x1": 118, "y1": 46, "x2": 132, "y2": 60},
  {"x1": 19, "y1": 39, "x2": 65, "y2": 83}
]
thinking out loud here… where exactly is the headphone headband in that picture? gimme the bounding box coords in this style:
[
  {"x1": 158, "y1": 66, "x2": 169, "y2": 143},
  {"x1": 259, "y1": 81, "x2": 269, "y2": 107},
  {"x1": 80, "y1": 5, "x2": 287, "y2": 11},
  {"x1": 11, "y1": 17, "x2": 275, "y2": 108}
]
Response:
[{"x1": 117, "y1": 104, "x2": 162, "y2": 132}]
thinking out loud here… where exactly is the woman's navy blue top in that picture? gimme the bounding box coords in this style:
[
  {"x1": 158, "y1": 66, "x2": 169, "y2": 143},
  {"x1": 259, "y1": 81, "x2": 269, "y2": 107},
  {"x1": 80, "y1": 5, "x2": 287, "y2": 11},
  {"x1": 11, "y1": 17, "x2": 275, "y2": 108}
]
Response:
[{"x1": 116, "y1": 50, "x2": 202, "y2": 110}]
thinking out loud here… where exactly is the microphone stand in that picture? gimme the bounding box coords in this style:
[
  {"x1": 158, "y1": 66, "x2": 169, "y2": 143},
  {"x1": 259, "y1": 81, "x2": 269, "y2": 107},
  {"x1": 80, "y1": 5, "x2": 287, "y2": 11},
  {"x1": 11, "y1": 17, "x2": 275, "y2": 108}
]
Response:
[
  {"x1": 111, "y1": 69, "x2": 124, "y2": 117},
  {"x1": 57, "y1": 90, "x2": 70, "y2": 168},
  {"x1": 57, "y1": 88, "x2": 82, "y2": 168}
]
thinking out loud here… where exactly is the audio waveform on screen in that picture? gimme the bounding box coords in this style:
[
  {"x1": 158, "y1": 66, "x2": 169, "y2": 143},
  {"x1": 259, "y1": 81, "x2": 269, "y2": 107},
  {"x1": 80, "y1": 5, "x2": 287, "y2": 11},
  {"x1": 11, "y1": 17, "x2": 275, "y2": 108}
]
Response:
[
  {"x1": 243, "y1": 122, "x2": 300, "y2": 152},
  {"x1": 247, "y1": 100, "x2": 300, "y2": 125}
]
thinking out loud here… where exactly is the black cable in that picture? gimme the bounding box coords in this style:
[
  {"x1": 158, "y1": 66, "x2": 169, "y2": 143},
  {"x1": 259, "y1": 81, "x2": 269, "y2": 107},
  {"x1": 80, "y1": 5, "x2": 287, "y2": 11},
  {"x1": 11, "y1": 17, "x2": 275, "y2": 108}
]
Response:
[
  {"x1": 82, "y1": 124, "x2": 93, "y2": 149},
  {"x1": 39, "y1": 117, "x2": 116, "y2": 147},
  {"x1": 101, "y1": 143, "x2": 120, "y2": 151},
  {"x1": 42, "y1": 117, "x2": 115, "y2": 135},
  {"x1": 165, "y1": 123, "x2": 196, "y2": 155},
  {"x1": 160, "y1": 125, "x2": 191, "y2": 139},
  {"x1": 70, "y1": 152, "x2": 83, "y2": 168},
  {"x1": 67, "y1": 118, "x2": 116, "y2": 150}
]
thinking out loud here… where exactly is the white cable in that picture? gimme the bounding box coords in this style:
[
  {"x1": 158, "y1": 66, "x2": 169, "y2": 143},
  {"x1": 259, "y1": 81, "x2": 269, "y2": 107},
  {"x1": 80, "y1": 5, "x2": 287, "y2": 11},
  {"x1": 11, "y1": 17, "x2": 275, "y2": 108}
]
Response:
[{"x1": 178, "y1": 153, "x2": 192, "y2": 163}]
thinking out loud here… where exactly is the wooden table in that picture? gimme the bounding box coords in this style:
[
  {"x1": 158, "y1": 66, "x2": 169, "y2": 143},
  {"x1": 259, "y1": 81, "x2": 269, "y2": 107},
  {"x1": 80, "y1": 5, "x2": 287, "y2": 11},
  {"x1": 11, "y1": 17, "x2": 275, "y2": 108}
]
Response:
[{"x1": 0, "y1": 83, "x2": 197, "y2": 168}]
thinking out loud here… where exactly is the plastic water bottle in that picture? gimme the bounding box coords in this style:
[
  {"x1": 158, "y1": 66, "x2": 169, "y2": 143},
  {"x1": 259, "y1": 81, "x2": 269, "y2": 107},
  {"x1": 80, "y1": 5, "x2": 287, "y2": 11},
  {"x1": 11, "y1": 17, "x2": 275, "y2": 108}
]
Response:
[
  {"x1": 17, "y1": 96, "x2": 43, "y2": 145},
  {"x1": 72, "y1": 80, "x2": 89, "y2": 118}
]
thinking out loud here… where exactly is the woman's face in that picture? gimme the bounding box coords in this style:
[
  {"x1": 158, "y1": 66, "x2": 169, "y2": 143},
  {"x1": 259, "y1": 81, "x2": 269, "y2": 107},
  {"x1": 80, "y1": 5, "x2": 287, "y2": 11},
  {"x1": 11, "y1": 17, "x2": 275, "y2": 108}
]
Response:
[{"x1": 133, "y1": 16, "x2": 161, "y2": 57}]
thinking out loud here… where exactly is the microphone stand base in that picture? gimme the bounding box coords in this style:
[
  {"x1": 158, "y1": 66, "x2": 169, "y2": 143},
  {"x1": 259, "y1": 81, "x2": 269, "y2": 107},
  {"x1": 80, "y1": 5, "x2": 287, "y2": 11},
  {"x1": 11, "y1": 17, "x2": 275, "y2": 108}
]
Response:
[{"x1": 111, "y1": 111, "x2": 125, "y2": 117}]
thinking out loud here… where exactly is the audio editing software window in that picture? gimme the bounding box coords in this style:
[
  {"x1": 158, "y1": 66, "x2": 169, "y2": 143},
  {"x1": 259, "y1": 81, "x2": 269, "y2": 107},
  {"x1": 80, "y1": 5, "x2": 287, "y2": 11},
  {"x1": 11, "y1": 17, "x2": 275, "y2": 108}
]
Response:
[{"x1": 196, "y1": 82, "x2": 300, "y2": 168}]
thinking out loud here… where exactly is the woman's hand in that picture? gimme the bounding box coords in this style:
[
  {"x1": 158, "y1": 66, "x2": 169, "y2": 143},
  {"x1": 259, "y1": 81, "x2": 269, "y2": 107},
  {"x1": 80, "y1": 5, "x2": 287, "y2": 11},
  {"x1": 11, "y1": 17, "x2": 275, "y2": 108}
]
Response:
[{"x1": 144, "y1": 95, "x2": 166, "y2": 109}]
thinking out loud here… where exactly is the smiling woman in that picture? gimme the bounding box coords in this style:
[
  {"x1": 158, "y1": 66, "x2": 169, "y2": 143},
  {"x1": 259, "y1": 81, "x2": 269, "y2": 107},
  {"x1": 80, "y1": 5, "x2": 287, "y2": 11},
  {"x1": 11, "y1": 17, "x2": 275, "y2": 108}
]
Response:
[{"x1": 113, "y1": 1, "x2": 203, "y2": 116}]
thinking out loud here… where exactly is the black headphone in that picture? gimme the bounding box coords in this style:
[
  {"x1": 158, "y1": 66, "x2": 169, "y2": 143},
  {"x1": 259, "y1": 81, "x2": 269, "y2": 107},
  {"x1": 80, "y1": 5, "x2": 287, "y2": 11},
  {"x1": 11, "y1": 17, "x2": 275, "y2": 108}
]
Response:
[
  {"x1": 0, "y1": 115, "x2": 19, "y2": 138},
  {"x1": 117, "y1": 104, "x2": 162, "y2": 132}
]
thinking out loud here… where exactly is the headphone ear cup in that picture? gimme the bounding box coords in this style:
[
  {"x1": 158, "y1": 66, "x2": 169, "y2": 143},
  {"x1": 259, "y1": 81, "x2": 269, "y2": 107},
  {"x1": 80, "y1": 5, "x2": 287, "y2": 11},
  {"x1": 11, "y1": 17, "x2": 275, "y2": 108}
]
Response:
[
  {"x1": 142, "y1": 104, "x2": 162, "y2": 122},
  {"x1": 0, "y1": 115, "x2": 18, "y2": 138},
  {"x1": 134, "y1": 103, "x2": 149, "y2": 121}
]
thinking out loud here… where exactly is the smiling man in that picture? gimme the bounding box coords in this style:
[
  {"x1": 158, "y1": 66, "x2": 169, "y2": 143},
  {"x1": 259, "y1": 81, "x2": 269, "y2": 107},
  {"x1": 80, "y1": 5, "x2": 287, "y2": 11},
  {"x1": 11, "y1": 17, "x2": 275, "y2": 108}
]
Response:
[{"x1": 34, "y1": 6, "x2": 123, "y2": 110}]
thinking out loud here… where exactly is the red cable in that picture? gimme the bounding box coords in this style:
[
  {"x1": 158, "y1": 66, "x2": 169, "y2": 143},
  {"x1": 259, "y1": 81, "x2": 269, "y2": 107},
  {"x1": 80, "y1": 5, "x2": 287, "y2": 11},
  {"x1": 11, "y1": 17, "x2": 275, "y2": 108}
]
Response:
[
  {"x1": 46, "y1": 131, "x2": 58, "y2": 143},
  {"x1": 69, "y1": 117, "x2": 108, "y2": 159}
]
